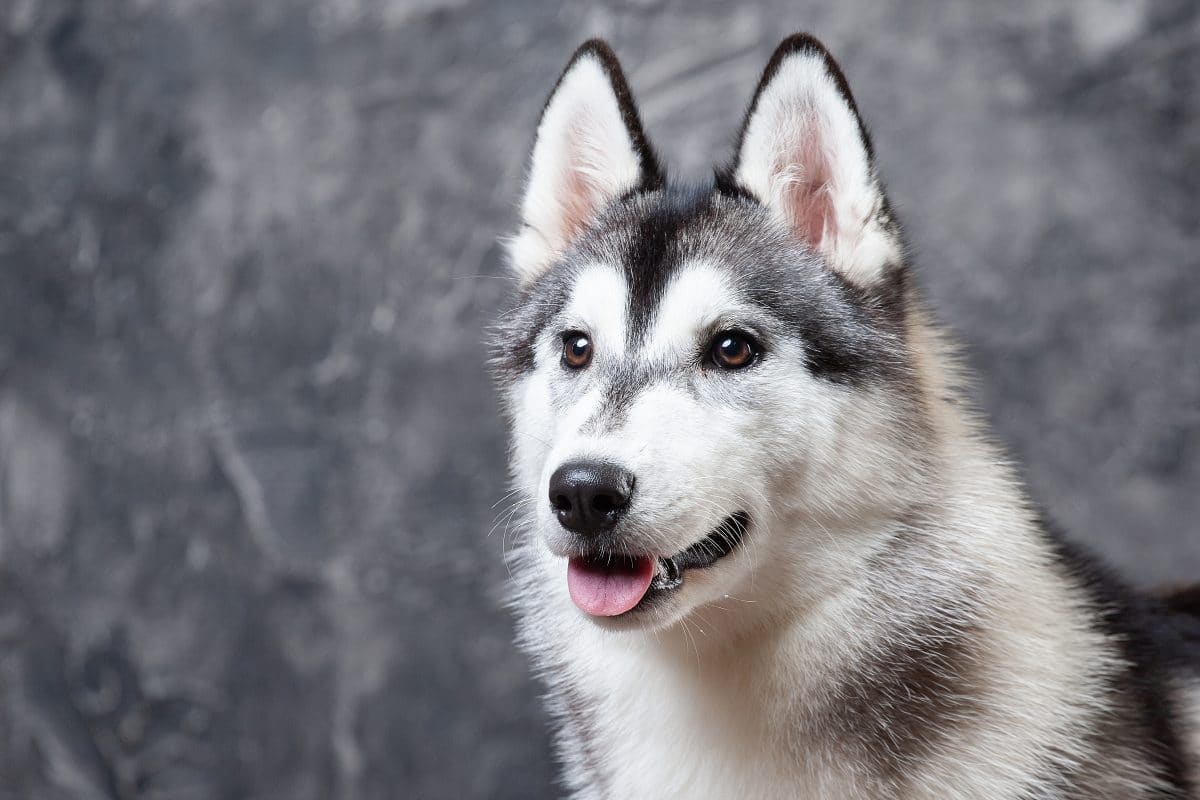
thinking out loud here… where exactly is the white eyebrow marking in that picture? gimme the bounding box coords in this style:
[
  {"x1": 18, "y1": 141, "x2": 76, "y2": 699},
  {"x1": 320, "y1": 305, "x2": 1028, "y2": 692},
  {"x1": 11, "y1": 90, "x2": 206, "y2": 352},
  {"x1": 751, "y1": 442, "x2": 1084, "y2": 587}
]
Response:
[
  {"x1": 642, "y1": 262, "x2": 736, "y2": 361},
  {"x1": 563, "y1": 264, "x2": 627, "y2": 359}
]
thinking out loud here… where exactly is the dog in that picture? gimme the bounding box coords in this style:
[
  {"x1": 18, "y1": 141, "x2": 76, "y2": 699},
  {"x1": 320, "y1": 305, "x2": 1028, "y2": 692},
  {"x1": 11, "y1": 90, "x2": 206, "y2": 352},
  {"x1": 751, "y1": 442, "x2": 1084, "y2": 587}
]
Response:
[{"x1": 491, "y1": 34, "x2": 1200, "y2": 798}]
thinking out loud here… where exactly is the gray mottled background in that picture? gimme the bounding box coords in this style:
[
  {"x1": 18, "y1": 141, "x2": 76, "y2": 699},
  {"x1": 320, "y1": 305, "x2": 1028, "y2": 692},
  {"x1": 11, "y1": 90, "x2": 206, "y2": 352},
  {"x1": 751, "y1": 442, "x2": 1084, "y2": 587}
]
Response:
[{"x1": 0, "y1": 0, "x2": 1196, "y2": 797}]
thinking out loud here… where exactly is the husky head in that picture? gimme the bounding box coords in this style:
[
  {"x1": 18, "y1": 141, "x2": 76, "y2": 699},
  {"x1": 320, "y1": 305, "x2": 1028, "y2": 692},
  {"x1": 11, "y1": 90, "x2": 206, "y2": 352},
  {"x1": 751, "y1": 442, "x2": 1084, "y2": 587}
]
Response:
[{"x1": 494, "y1": 36, "x2": 934, "y2": 633}]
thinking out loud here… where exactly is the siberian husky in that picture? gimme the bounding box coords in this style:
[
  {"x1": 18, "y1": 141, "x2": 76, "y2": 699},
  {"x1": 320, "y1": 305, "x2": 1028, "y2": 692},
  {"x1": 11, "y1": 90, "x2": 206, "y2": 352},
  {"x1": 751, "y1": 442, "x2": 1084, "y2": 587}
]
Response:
[{"x1": 491, "y1": 34, "x2": 1200, "y2": 798}]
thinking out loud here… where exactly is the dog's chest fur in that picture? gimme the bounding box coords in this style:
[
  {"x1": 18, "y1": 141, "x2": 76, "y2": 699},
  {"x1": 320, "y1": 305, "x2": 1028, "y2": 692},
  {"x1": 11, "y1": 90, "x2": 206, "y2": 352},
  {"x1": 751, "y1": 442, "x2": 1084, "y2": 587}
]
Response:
[{"x1": 524, "y1": 533, "x2": 1181, "y2": 800}]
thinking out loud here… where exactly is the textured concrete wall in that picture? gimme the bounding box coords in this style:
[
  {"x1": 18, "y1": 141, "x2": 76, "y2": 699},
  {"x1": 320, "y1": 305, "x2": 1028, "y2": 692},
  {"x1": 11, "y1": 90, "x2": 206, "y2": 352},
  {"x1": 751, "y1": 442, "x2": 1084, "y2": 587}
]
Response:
[{"x1": 0, "y1": 1, "x2": 1196, "y2": 797}]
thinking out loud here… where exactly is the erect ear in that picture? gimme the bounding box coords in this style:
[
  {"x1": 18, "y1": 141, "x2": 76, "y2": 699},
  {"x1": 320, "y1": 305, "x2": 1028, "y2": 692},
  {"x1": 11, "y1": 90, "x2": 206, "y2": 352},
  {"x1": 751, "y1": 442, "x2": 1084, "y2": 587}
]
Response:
[
  {"x1": 727, "y1": 34, "x2": 900, "y2": 287},
  {"x1": 508, "y1": 40, "x2": 662, "y2": 285}
]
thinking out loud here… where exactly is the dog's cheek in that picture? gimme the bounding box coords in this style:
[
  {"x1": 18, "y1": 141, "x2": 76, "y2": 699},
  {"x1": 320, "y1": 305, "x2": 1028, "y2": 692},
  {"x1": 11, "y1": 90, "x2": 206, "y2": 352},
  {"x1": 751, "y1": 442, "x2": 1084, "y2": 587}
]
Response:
[
  {"x1": 511, "y1": 372, "x2": 556, "y2": 501},
  {"x1": 746, "y1": 368, "x2": 846, "y2": 507},
  {"x1": 629, "y1": 385, "x2": 755, "y2": 533}
]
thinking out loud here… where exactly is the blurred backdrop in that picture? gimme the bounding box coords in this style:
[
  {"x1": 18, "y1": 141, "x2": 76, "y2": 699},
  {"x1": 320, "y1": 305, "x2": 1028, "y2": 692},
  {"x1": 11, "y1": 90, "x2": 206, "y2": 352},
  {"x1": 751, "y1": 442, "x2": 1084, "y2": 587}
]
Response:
[{"x1": 0, "y1": 0, "x2": 1197, "y2": 798}]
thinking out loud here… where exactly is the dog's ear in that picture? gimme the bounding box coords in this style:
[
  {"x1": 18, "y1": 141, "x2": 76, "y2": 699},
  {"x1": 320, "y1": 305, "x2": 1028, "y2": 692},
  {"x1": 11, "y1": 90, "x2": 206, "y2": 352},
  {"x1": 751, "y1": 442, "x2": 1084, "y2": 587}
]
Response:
[
  {"x1": 726, "y1": 34, "x2": 899, "y2": 287},
  {"x1": 509, "y1": 40, "x2": 662, "y2": 285}
]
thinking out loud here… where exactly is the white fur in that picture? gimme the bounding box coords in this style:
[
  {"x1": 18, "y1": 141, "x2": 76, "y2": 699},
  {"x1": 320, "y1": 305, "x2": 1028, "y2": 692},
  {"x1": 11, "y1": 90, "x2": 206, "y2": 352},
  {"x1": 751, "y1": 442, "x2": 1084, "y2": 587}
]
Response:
[
  {"x1": 641, "y1": 262, "x2": 737, "y2": 362},
  {"x1": 509, "y1": 54, "x2": 645, "y2": 285},
  {"x1": 734, "y1": 52, "x2": 900, "y2": 286},
  {"x1": 562, "y1": 264, "x2": 628, "y2": 361}
]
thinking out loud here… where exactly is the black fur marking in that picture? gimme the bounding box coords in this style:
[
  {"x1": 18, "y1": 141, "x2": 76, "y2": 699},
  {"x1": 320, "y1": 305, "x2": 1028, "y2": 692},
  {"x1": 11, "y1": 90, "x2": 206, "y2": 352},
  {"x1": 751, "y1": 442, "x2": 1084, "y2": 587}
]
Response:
[
  {"x1": 746, "y1": 282, "x2": 881, "y2": 383},
  {"x1": 717, "y1": 32, "x2": 875, "y2": 196},
  {"x1": 550, "y1": 40, "x2": 664, "y2": 194},
  {"x1": 620, "y1": 194, "x2": 696, "y2": 344},
  {"x1": 1038, "y1": 522, "x2": 1196, "y2": 797},
  {"x1": 829, "y1": 616, "x2": 982, "y2": 786},
  {"x1": 816, "y1": 525, "x2": 988, "y2": 788},
  {"x1": 738, "y1": 240, "x2": 909, "y2": 385},
  {"x1": 711, "y1": 168, "x2": 755, "y2": 200}
]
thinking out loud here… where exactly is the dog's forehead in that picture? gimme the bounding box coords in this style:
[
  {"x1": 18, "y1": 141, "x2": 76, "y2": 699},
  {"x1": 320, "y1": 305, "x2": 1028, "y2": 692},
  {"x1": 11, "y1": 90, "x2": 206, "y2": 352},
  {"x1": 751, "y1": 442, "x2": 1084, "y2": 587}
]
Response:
[
  {"x1": 566, "y1": 190, "x2": 772, "y2": 343},
  {"x1": 563, "y1": 260, "x2": 738, "y2": 354}
]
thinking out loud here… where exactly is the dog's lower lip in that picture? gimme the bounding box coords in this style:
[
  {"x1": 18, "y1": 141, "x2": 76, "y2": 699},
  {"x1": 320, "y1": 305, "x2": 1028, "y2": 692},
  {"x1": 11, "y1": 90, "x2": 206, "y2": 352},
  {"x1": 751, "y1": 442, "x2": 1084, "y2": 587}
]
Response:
[
  {"x1": 661, "y1": 511, "x2": 750, "y2": 576},
  {"x1": 649, "y1": 511, "x2": 750, "y2": 594}
]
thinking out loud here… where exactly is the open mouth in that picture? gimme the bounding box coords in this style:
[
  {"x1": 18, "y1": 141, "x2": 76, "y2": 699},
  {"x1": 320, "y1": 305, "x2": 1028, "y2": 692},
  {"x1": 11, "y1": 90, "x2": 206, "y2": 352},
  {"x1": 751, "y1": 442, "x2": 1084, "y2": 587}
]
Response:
[{"x1": 565, "y1": 512, "x2": 750, "y2": 618}]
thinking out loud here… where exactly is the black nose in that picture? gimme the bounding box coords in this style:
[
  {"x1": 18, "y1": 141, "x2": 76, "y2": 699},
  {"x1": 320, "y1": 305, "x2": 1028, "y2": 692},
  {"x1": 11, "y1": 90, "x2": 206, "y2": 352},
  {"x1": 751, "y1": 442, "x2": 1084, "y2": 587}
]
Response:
[{"x1": 548, "y1": 460, "x2": 634, "y2": 535}]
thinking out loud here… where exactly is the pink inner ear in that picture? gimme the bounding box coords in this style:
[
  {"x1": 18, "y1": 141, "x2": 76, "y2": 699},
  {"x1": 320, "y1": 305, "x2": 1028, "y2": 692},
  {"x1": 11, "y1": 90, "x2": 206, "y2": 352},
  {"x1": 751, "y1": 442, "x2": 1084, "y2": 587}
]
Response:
[
  {"x1": 555, "y1": 126, "x2": 603, "y2": 247},
  {"x1": 559, "y1": 167, "x2": 591, "y2": 245},
  {"x1": 775, "y1": 122, "x2": 834, "y2": 250}
]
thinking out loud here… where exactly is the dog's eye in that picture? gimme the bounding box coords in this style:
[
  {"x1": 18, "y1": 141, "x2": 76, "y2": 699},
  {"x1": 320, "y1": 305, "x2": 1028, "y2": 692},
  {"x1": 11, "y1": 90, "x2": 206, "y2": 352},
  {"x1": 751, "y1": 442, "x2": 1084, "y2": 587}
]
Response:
[
  {"x1": 562, "y1": 332, "x2": 593, "y2": 369},
  {"x1": 709, "y1": 332, "x2": 758, "y2": 370}
]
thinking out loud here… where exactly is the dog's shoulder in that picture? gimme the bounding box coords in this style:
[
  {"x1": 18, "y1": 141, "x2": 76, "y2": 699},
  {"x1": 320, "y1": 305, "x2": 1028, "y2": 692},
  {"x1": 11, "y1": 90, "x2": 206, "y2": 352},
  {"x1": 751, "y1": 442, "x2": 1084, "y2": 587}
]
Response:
[
  {"x1": 1042, "y1": 518, "x2": 1200, "y2": 672},
  {"x1": 1038, "y1": 517, "x2": 1200, "y2": 793}
]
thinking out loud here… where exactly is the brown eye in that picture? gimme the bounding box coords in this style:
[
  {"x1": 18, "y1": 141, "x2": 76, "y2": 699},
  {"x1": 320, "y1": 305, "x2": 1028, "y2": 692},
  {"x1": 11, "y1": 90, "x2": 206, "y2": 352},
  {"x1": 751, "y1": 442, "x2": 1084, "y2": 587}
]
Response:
[
  {"x1": 709, "y1": 332, "x2": 758, "y2": 370},
  {"x1": 562, "y1": 332, "x2": 593, "y2": 369}
]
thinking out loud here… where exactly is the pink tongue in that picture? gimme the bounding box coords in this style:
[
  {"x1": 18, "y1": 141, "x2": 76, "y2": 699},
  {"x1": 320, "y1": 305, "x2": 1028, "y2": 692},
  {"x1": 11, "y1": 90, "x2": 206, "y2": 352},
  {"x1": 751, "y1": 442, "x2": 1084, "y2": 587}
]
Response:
[{"x1": 567, "y1": 555, "x2": 656, "y2": 617}]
